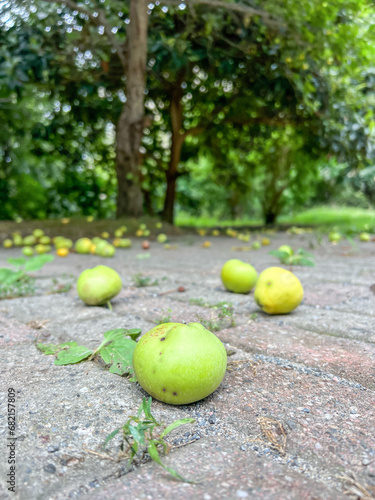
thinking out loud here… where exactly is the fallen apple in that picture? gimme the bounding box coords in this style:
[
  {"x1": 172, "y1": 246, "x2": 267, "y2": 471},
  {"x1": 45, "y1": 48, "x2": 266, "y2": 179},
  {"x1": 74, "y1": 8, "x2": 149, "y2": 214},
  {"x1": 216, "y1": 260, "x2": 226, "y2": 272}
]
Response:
[
  {"x1": 23, "y1": 235, "x2": 36, "y2": 246},
  {"x1": 77, "y1": 265, "x2": 122, "y2": 306},
  {"x1": 75, "y1": 237, "x2": 92, "y2": 254},
  {"x1": 157, "y1": 233, "x2": 168, "y2": 243},
  {"x1": 33, "y1": 229, "x2": 44, "y2": 239},
  {"x1": 221, "y1": 259, "x2": 258, "y2": 294},
  {"x1": 254, "y1": 267, "x2": 303, "y2": 315},
  {"x1": 22, "y1": 246, "x2": 34, "y2": 256},
  {"x1": 133, "y1": 322, "x2": 227, "y2": 405},
  {"x1": 359, "y1": 232, "x2": 370, "y2": 242},
  {"x1": 3, "y1": 239, "x2": 12, "y2": 248},
  {"x1": 278, "y1": 244, "x2": 293, "y2": 256},
  {"x1": 142, "y1": 240, "x2": 150, "y2": 250}
]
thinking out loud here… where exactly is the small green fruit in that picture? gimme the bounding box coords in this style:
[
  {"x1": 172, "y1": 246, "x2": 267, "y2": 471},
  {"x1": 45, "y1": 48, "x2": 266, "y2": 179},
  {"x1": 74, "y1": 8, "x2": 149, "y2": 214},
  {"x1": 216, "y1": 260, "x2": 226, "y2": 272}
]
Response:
[
  {"x1": 139, "y1": 223, "x2": 147, "y2": 230},
  {"x1": 77, "y1": 265, "x2": 122, "y2": 306},
  {"x1": 157, "y1": 233, "x2": 168, "y2": 243},
  {"x1": 13, "y1": 235, "x2": 23, "y2": 246},
  {"x1": 329, "y1": 231, "x2": 341, "y2": 243},
  {"x1": 156, "y1": 222, "x2": 163, "y2": 229},
  {"x1": 251, "y1": 241, "x2": 261, "y2": 250},
  {"x1": 23, "y1": 235, "x2": 36, "y2": 246},
  {"x1": 133, "y1": 322, "x2": 227, "y2": 405},
  {"x1": 33, "y1": 229, "x2": 44, "y2": 238},
  {"x1": 100, "y1": 244, "x2": 116, "y2": 257},
  {"x1": 35, "y1": 244, "x2": 47, "y2": 254},
  {"x1": 22, "y1": 246, "x2": 34, "y2": 256},
  {"x1": 75, "y1": 238, "x2": 92, "y2": 254},
  {"x1": 278, "y1": 245, "x2": 294, "y2": 256},
  {"x1": 3, "y1": 239, "x2": 13, "y2": 248},
  {"x1": 119, "y1": 238, "x2": 132, "y2": 248},
  {"x1": 114, "y1": 229, "x2": 123, "y2": 238},
  {"x1": 359, "y1": 232, "x2": 370, "y2": 242},
  {"x1": 221, "y1": 259, "x2": 258, "y2": 294},
  {"x1": 39, "y1": 236, "x2": 51, "y2": 245},
  {"x1": 101, "y1": 231, "x2": 110, "y2": 239}
]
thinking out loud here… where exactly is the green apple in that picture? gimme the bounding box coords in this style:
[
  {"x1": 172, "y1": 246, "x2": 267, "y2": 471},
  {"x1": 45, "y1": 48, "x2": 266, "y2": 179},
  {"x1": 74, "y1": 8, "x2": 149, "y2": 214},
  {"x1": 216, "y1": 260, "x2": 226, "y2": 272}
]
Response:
[
  {"x1": 157, "y1": 233, "x2": 168, "y2": 243},
  {"x1": 39, "y1": 236, "x2": 51, "y2": 245},
  {"x1": 221, "y1": 259, "x2": 258, "y2": 294},
  {"x1": 114, "y1": 229, "x2": 123, "y2": 238},
  {"x1": 75, "y1": 237, "x2": 92, "y2": 254},
  {"x1": 251, "y1": 241, "x2": 261, "y2": 250},
  {"x1": 33, "y1": 229, "x2": 44, "y2": 238},
  {"x1": 13, "y1": 235, "x2": 23, "y2": 246},
  {"x1": 119, "y1": 238, "x2": 132, "y2": 248},
  {"x1": 133, "y1": 322, "x2": 227, "y2": 405},
  {"x1": 359, "y1": 232, "x2": 370, "y2": 242},
  {"x1": 120, "y1": 226, "x2": 127, "y2": 233},
  {"x1": 35, "y1": 244, "x2": 47, "y2": 254},
  {"x1": 23, "y1": 235, "x2": 36, "y2": 246},
  {"x1": 77, "y1": 265, "x2": 122, "y2": 306},
  {"x1": 329, "y1": 231, "x2": 341, "y2": 243},
  {"x1": 101, "y1": 231, "x2": 110, "y2": 239},
  {"x1": 139, "y1": 223, "x2": 147, "y2": 230},
  {"x1": 3, "y1": 239, "x2": 13, "y2": 248},
  {"x1": 143, "y1": 229, "x2": 151, "y2": 237},
  {"x1": 156, "y1": 222, "x2": 163, "y2": 229},
  {"x1": 99, "y1": 244, "x2": 116, "y2": 257},
  {"x1": 278, "y1": 244, "x2": 294, "y2": 256},
  {"x1": 22, "y1": 246, "x2": 34, "y2": 256}
]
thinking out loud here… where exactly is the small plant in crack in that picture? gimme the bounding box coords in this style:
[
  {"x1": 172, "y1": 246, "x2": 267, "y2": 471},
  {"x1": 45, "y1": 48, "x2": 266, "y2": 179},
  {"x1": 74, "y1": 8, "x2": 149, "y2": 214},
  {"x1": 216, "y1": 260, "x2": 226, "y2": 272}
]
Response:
[
  {"x1": 104, "y1": 397, "x2": 195, "y2": 482},
  {"x1": 132, "y1": 273, "x2": 160, "y2": 287}
]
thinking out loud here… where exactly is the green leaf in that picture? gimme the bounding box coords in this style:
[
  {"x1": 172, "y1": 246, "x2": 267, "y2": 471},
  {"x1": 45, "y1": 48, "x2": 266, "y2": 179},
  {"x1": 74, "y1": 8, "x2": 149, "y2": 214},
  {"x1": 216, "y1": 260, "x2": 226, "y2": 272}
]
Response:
[
  {"x1": 148, "y1": 440, "x2": 193, "y2": 483},
  {"x1": 37, "y1": 341, "x2": 77, "y2": 355},
  {"x1": 127, "y1": 328, "x2": 142, "y2": 341},
  {"x1": 24, "y1": 254, "x2": 54, "y2": 272},
  {"x1": 54, "y1": 343, "x2": 93, "y2": 365},
  {"x1": 141, "y1": 397, "x2": 158, "y2": 423},
  {"x1": 128, "y1": 424, "x2": 146, "y2": 445},
  {"x1": 7, "y1": 257, "x2": 26, "y2": 268},
  {"x1": 298, "y1": 258, "x2": 315, "y2": 267},
  {"x1": 0, "y1": 268, "x2": 24, "y2": 285},
  {"x1": 103, "y1": 428, "x2": 120, "y2": 448},
  {"x1": 160, "y1": 418, "x2": 196, "y2": 439},
  {"x1": 95, "y1": 328, "x2": 127, "y2": 354},
  {"x1": 99, "y1": 337, "x2": 136, "y2": 376},
  {"x1": 269, "y1": 250, "x2": 289, "y2": 259}
]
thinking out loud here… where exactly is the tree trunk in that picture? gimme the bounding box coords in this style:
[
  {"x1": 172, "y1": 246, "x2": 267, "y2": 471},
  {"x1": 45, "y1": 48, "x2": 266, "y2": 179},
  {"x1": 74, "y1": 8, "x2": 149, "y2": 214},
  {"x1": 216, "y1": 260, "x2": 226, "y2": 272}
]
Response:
[
  {"x1": 264, "y1": 211, "x2": 278, "y2": 225},
  {"x1": 162, "y1": 84, "x2": 185, "y2": 224},
  {"x1": 115, "y1": 0, "x2": 148, "y2": 218}
]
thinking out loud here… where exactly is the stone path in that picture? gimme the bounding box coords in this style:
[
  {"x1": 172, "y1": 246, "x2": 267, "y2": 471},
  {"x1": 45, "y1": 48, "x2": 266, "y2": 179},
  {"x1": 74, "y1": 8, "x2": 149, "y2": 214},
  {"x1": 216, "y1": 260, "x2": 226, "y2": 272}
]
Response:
[{"x1": 0, "y1": 233, "x2": 374, "y2": 500}]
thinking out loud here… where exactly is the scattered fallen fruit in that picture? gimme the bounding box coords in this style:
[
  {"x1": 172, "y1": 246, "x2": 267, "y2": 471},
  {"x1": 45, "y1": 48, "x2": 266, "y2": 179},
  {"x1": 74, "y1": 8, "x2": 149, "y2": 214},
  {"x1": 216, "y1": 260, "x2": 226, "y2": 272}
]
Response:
[
  {"x1": 221, "y1": 259, "x2": 258, "y2": 294},
  {"x1": 254, "y1": 267, "x2": 303, "y2": 315},
  {"x1": 278, "y1": 245, "x2": 293, "y2": 256},
  {"x1": 261, "y1": 238, "x2": 271, "y2": 246},
  {"x1": 329, "y1": 231, "x2": 342, "y2": 243},
  {"x1": 101, "y1": 231, "x2": 110, "y2": 239},
  {"x1": 75, "y1": 238, "x2": 92, "y2": 254},
  {"x1": 33, "y1": 229, "x2": 44, "y2": 238},
  {"x1": 77, "y1": 265, "x2": 122, "y2": 306},
  {"x1": 132, "y1": 322, "x2": 227, "y2": 405},
  {"x1": 3, "y1": 239, "x2": 13, "y2": 248},
  {"x1": 202, "y1": 241, "x2": 211, "y2": 248},
  {"x1": 57, "y1": 248, "x2": 69, "y2": 257},
  {"x1": 142, "y1": 240, "x2": 150, "y2": 250},
  {"x1": 22, "y1": 246, "x2": 34, "y2": 256},
  {"x1": 157, "y1": 233, "x2": 168, "y2": 243},
  {"x1": 359, "y1": 232, "x2": 370, "y2": 242},
  {"x1": 251, "y1": 241, "x2": 261, "y2": 250}
]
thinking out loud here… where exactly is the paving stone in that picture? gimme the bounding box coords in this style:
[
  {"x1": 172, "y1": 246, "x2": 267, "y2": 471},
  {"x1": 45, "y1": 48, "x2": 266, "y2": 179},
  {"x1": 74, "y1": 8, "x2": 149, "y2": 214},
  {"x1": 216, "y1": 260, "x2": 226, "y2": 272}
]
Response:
[{"x1": 0, "y1": 235, "x2": 374, "y2": 499}]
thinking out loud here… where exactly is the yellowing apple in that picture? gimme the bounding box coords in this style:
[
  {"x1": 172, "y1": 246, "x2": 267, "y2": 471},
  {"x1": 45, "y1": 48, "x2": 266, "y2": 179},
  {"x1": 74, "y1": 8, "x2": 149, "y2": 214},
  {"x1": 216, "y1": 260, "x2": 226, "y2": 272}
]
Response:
[
  {"x1": 133, "y1": 322, "x2": 227, "y2": 405},
  {"x1": 75, "y1": 238, "x2": 92, "y2": 254},
  {"x1": 221, "y1": 259, "x2": 258, "y2": 294},
  {"x1": 77, "y1": 265, "x2": 122, "y2": 306}
]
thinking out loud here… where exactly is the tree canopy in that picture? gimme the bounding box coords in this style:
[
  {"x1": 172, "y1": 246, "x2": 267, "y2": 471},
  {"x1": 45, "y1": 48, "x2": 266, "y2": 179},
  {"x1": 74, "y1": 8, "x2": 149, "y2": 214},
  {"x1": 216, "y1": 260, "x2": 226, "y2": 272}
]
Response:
[{"x1": 1, "y1": 0, "x2": 374, "y2": 222}]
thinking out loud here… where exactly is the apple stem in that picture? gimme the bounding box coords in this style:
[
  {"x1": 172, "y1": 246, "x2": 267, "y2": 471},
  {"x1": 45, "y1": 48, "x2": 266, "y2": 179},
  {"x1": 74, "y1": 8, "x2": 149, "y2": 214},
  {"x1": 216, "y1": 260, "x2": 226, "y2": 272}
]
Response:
[{"x1": 107, "y1": 301, "x2": 113, "y2": 311}]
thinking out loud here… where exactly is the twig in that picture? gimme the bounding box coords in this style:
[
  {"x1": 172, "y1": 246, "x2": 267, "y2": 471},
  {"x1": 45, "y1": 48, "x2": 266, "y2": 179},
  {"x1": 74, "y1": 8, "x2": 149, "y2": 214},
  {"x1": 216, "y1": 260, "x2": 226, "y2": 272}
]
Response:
[
  {"x1": 83, "y1": 447, "x2": 118, "y2": 462},
  {"x1": 338, "y1": 473, "x2": 375, "y2": 500}
]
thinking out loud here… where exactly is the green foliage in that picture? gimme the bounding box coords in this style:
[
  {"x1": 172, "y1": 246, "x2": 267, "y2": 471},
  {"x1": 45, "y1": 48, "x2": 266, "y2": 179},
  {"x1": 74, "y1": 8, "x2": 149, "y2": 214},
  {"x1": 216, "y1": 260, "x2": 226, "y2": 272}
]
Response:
[
  {"x1": 132, "y1": 273, "x2": 160, "y2": 287},
  {"x1": 269, "y1": 249, "x2": 315, "y2": 267},
  {"x1": 37, "y1": 328, "x2": 142, "y2": 376},
  {"x1": 104, "y1": 397, "x2": 195, "y2": 482},
  {"x1": 0, "y1": 255, "x2": 54, "y2": 299}
]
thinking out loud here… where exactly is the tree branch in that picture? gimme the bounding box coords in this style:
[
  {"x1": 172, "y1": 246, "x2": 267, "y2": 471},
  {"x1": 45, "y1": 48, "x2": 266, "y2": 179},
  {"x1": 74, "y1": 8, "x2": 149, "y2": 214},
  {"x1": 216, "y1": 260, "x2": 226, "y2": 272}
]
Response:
[
  {"x1": 41, "y1": 0, "x2": 127, "y2": 69},
  {"x1": 161, "y1": 0, "x2": 284, "y2": 29}
]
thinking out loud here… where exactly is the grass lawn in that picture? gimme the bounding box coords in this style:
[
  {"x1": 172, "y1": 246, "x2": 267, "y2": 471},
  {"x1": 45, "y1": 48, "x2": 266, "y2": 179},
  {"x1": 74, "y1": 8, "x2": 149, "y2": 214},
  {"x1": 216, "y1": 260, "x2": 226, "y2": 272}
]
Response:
[{"x1": 176, "y1": 206, "x2": 375, "y2": 232}]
